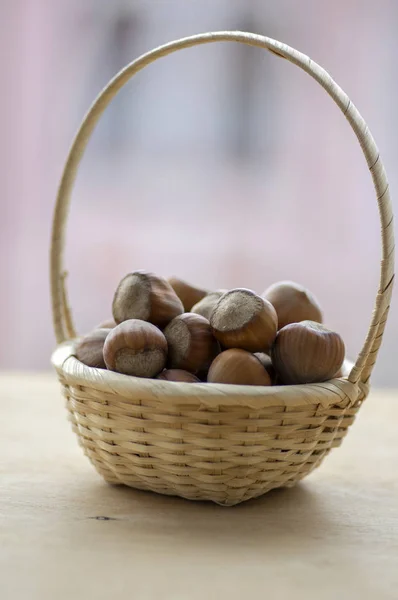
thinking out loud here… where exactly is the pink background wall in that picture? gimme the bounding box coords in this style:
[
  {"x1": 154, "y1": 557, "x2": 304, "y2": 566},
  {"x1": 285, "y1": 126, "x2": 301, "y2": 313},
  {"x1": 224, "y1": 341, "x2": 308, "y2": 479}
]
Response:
[{"x1": 1, "y1": 0, "x2": 397, "y2": 384}]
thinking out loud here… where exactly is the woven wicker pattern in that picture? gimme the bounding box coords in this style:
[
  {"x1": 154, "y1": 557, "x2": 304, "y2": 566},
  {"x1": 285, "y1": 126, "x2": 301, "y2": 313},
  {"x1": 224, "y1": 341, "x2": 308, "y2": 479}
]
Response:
[
  {"x1": 50, "y1": 32, "x2": 394, "y2": 505},
  {"x1": 53, "y1": 345, "x2": 366, "y2": 505}
]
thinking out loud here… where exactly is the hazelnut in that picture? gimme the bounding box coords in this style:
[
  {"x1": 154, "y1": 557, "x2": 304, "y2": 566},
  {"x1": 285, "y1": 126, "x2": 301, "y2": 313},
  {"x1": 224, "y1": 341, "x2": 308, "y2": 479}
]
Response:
[
  {"x1": 210, "y1": 289, "x2": 278, "y2": 352},
  {"x1": 112, "y1": 271, "x2": 183, "y2": 328},
  {"x1": 167, "y1": 277, "x2": 208, "y2": 311},
  {"x1": 334, "y1": 359, "x2": 349, "y2": 378},
  {"x1": 164, "y1": 313, "x2": 219, "y2": 373},
  {"x1": 96, "y1": 318, "x2": 117, "y2": 329},
  {"x1": 271, "y1": 320, "x2": 345, "y2": 384},
  {"x1": 254, "y1": 352, "x2": 277, "y2": 383},
  {"x1": 196, "y1": 369, "x2": 210, "y2": 382},
  {"x1": 103, "y1": 319, "x2": 167, "y2": 377},
  {"x1": 262, "y1": 281, "x2": 323, "y2": 330},
  {"x1": 156, "y1": 369, "x2": 201, "y2": 383},
  {"x1": 207, "y1": 349, "x2": 271, "y2": 386},
  {"x1": 75, "y1": 328, "x2": 111, "y2": 368},
  {"x1": 191, "y1": 291, "x2": 224, "y2": 320}
]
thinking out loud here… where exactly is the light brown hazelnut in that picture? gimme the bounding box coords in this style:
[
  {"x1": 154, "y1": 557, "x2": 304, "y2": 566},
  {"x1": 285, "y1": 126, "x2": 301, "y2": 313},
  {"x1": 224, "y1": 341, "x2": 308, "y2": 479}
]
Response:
[
  {"x1": 191, "y1": 291, "x2": 224, "y2": 320},
  {"x1": 156, "y1": 369, "x2": 201, "y2": 383},
  {"x1": 103, "y1": 319, "x2": 167, "y2": 377},
  {"x1": 207, "y1": 349, "x2": 272, "y2": 386},
  {"x1": 254, "y1": 352, "x2": 277, "y2": 383},
  {"x1": 75, "y1": 328, "x2": 111, "y2": 369},
  {"x1": 271, "y1": 320, "x2": 345, "y2": 384},
  {"x1": 334, "y1": 359, "x2": 349, "y2": 378},
  {"x1": 210, "y1": 289, "x2": 278, "y2": 353},
  {"x1": 262, "y1": 281, "x2": 323, "y2": 330},
  {"x1": 96, "y1": 318, "x2": 117, "y2": 329},
  {"x1": 112, "y1": 271, "x2": 183, "y2": 328},
  {"x1": 167, "y1": 277, "x2": 208, "y2": 311},
  {"x1": 164, "y1": 313, "x2": 219, "y2": 374}
]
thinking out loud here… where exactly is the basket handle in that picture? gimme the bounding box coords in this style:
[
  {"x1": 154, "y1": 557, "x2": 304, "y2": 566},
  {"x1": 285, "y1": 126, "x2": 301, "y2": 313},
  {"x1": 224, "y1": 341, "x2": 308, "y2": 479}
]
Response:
[{"x1": 50, "y1": 31, "x2": 394, "y2": 386}]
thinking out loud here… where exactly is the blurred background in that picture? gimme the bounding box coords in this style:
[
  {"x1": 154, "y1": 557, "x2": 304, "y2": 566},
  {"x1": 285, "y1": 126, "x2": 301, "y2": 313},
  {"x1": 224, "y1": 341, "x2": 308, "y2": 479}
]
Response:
[{"x1": 1, "y1": 0, "x2": 397, "y2": 384}]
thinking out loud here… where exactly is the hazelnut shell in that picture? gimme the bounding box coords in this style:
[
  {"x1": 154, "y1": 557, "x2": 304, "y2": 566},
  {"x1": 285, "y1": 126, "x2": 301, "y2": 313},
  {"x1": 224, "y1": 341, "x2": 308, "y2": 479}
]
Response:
[
  {"x1": 191, "y1": 291, "x2": 224, "y2": 320},
  {"x1": 167, "y1": 277, "x2": 208, "y2": 312},
  {"x1": 263, "y1": 281, "x2": 323, "y2": 330},
  {"x1": 103, "y1": 319, "x2": 167, "y2": 378},
  {"x1": 96, "y1": 318, "x2": 117, "y2": 329},
  {"x1": 112, "y1": 271, "x2": 183, "y2": 328},
  {"x1": 76, "y1": 328, "x2": 111, "y2": 369},
  {"x1": 207, "y1": 349, "x2": 271, "y2": 386},
  {"x1": 210, "y1": 289, "x2": 278, "y2": 353},
  {"x1": 164, "y1": 313, "x2": 219, "y2": 374},
  {"x1": 334, "y1": 359, "x2": 349, "y2": 379},
  {"x1": 156, "y1": 369, "x2": 201, "y2": 383},
  {"x1": 254, "y1": 352, "x2": 277, "y2": 384},
  {"x1": 271, "y1": 320, "x2": 345, "y2": 384}
]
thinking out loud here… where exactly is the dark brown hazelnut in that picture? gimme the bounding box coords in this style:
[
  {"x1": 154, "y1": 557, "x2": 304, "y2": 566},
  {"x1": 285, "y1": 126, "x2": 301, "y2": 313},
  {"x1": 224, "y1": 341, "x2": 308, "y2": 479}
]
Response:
[{"x1": 254, "y1": 352, "x2": 277, "y2": 384}]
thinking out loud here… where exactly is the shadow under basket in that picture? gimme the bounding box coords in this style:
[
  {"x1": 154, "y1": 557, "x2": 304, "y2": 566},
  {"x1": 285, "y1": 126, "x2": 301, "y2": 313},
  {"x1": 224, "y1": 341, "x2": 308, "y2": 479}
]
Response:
[{"x1": 50, "y1": 32, "x2": 394, "y2": 506}]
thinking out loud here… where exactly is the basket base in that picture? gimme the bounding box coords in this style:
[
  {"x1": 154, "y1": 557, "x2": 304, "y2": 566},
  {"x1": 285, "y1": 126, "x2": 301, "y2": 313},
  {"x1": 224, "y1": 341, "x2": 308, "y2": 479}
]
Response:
[{"x1": 83, "y1": 442, "x2": 331, "y2": 506}]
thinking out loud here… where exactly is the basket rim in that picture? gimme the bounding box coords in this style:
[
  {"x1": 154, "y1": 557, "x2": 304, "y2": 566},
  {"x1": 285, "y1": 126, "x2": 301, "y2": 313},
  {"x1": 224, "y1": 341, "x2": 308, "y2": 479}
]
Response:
[{"x1": 52, "y1": 341, "x2": 361, "y2": 410}]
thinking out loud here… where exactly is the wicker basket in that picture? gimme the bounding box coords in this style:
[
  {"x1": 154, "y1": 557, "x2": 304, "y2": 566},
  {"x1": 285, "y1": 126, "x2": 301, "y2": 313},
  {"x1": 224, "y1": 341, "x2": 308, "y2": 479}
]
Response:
[{"x1": 51, "y1": 32, "x2": 394, "y2": 506}]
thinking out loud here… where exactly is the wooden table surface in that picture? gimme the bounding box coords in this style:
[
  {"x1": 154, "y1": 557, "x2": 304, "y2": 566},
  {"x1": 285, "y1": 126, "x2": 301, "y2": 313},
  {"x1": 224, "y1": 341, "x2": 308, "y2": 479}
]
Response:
[{"x1": 1, "y1": 374, "x2": 397, "y2": 600}]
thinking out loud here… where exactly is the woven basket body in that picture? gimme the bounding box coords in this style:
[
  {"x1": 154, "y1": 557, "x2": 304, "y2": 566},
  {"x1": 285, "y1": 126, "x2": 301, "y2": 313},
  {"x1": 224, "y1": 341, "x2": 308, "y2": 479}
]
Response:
[{"x1": 51, "y1": 32, "x2": 394, "y2": 506}]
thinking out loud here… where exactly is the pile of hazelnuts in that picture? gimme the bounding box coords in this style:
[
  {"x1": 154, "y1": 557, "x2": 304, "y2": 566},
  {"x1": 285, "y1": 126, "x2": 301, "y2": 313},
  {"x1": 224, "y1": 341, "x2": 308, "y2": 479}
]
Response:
[{"x1": 75, "y1": 271, "x2": 346, "y2": 386}]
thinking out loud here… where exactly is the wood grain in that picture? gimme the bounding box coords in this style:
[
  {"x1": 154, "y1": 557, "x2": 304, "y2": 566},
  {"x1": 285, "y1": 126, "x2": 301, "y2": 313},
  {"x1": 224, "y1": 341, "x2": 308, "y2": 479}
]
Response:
[{"x1": 1, "y1": 373, "x2": 397, "y2": 599}]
